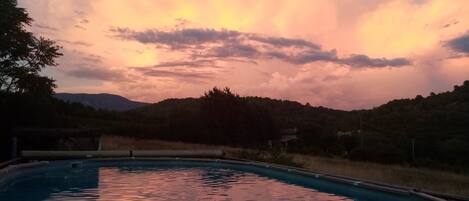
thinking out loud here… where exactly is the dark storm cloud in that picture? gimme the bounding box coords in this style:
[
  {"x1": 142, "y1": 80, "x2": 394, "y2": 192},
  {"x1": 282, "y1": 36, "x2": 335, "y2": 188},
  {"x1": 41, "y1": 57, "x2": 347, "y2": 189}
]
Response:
[
  {"x1": 111, "y1": 27, "x2": 411, "y2": 68},
  {"x1": 447, "y1": 32, "x2": 469, "y2": 55}
]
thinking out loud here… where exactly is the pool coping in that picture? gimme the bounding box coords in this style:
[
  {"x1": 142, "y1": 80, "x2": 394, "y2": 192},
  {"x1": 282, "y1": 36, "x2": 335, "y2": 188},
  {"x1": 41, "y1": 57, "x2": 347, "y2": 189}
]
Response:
[
  {"x1": 1, "y1": 157, "x2": 460, "y2": 201},
  {"x1": 13, "y1": 149, "x2": 465, "y2": 200},
  {"x1": 20, "y1": 150, "x2": 225, "y2": 159},
  {"x1": 226, "y1": 157, "x2": 469, "y2": 201},
  {"x1": 132, "y1": 157, "x2": 450, "y2": 201}
]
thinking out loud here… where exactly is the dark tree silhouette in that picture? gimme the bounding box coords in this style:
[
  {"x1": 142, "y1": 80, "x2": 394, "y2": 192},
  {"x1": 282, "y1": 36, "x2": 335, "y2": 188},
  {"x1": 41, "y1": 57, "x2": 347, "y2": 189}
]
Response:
[
  {"x1": 199, "y1": 87, "x2": 277, "y2": 145},
  {"x1": 0, "y1": 0, "x2": 62, "y2": 95}
]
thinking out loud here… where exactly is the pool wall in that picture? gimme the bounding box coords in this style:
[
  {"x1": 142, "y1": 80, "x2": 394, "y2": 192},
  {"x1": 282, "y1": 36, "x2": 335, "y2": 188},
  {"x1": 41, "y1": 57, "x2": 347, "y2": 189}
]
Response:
[{"x1": 1, "y1": 150, "x2": 466, "y2": 201}]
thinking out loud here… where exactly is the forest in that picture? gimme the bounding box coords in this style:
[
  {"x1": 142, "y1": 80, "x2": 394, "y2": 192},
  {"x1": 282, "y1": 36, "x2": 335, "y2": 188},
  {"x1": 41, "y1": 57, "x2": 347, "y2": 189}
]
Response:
[{"x1": 2, "y1": 82, "x2": 469, "y2": 172}]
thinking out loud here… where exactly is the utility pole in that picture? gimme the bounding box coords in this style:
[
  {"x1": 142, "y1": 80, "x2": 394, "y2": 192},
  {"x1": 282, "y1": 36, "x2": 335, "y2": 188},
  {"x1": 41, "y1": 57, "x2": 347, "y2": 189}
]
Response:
[
  {"x1": 11, "y1": 133, "x2": 18, "y2": 159},
  {"x1": 359, "y1": 114, "x2": 363, "y2": 148},
  {"x1": 411, "y1": 138, "x2": 415, "y2": 162}
]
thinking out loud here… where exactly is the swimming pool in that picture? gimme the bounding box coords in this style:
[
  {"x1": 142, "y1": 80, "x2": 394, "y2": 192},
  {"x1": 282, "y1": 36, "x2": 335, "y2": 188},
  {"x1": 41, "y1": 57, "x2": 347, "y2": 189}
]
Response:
[{"x1": 0, "y1": 159, "x2": 433, "y2": 201}]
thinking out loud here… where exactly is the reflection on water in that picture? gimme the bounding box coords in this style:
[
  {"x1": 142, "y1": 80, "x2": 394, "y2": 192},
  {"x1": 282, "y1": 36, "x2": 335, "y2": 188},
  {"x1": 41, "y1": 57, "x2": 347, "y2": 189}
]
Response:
[
  {"x1": 1, "y1": 166, "x2": 352, "y2": 201},
  {"x1": 97, "y1": 167, "x2": 352, "y2": 201}
]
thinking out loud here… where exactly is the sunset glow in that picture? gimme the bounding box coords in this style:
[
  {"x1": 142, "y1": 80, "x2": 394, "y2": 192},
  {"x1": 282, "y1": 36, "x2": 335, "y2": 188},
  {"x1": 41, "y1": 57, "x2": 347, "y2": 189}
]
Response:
[{"x1": 19, "y1": 0, "x2": 469, "y2": 109}]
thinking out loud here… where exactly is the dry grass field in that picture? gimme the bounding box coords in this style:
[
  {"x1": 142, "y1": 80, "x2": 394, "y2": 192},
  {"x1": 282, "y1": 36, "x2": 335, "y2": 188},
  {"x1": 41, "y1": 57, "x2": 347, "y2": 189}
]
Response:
[
  {"x1": 101, "y1": 135, "x2": 469, "y2": 197},
  {"x1": 294, "y1": 155, "x2": 469, "y2": 197}
]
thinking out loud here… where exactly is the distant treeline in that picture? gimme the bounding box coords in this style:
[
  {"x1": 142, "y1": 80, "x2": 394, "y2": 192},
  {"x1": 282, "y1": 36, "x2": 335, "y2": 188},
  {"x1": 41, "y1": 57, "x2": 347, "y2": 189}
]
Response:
[{"x1": 2, "y1": 82, "x2": 469, "y2": 172}]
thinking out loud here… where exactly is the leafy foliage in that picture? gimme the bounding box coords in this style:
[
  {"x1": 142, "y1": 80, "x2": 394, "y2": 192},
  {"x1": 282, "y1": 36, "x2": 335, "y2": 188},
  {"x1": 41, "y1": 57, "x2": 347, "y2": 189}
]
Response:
[
  {"x1": 0, "y1": 0, "x2": 62, "y2": 95},
  {"x1": 237, "y1": 149, "x2": 303, "y2": 167},
  {"x1": 199, "y1": 87, "x2": 277, "y2": 145},
  {"x1": 122, "y1": 82, "x2": 469, "y2": 170}
]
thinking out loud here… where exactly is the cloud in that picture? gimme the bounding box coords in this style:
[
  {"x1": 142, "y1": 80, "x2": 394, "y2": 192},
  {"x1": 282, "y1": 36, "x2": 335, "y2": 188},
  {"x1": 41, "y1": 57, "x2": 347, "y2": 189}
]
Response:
[
  {"x1": 82, "y1": 54, "x2": 102, "y2": 63},
  {"x1": 80, "y1": 19, "x2": 89, "y2": 24},
  {"x1": 111, "y1": 27, "x2": 241, "y2": 49},
  {"x1": 265, "y1": 49, "x2": 338, "y2": 64},
  {"x1": 207, "y1": 43, "x2": 260, "y2": 58},
  {"x1": 74, "y1": 10, "x2": 86, "y2": 17},
  {"x1": 248, "y1": 35, "x2": 320, "y2": 49},
  {"x1": 65, "y1": 66, "x2": 128, "y2": 82},
  {"x1": 446, "y1": 32, "x2": 469, "y2": 55},
  {"x1": 68, "y1": 50, "x2": 102, "y2": 64},
  {"x1": 251, "y1": 65, "x2": 354, "y2": 109},
  {"x1": 174, "y1": 18, "x2": 190, "y2": 29},
  {"x1": 132, "y1": 67, "x2": 213, "y2": 82},
  {"x1": 74, "y1": 24, "x2": 86, "y2": 30},
  {"x1": 111, "y1": 27, "x2": 410, "y2": 68},
  {"x1": 441, "y1": 21, "x2": 458, "y2": 29},
  {"x1": 57, "y1": 48, "x2": 128, "y2": 82},
  {"x1": 35, "y1": 24, "x2": 57, "y2": 31},
  {"x1": 340, "y1": 54, "x2": 411, "y2": 67},
  {"x1": 57, "y1": 39, "x2": 93, "y2": 47},
  {"x1": 141, "y1": 60, "x2": 217, "y2": 68}
]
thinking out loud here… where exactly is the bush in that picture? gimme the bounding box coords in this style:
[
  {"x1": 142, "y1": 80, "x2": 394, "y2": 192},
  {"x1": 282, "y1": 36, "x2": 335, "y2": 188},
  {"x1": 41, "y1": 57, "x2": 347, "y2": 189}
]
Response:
[
  {"x1": 348, "y1": 144, "x2": 406, "y2": 164},
  {"x1": 236, "y1": 148, "x2": 303, "y2": 167}
]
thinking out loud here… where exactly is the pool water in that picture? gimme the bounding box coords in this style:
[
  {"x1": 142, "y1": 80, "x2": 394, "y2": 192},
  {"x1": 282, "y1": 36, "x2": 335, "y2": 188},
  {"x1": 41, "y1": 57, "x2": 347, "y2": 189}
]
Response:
[{"x1": 0, "y1": 160, "x2": 428, "y2": 201}]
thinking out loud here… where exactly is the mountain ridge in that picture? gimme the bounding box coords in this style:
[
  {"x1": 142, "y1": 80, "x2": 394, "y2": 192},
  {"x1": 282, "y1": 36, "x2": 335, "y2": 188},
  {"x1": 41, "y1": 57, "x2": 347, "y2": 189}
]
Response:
[{"x1": 54, "y1": 93, "x2": 149, "y2": 111}]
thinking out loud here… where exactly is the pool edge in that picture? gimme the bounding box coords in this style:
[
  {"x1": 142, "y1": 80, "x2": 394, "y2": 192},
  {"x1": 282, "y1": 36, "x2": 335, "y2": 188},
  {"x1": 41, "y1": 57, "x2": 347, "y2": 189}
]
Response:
[{"x1": 1, "y1": 156, "x2": 465, "y2": 201}]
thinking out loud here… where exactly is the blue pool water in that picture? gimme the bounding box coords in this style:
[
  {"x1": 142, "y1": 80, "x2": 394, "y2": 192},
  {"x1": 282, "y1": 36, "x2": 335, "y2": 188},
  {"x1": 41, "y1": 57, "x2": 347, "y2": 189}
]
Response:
[{"x1": 0, "y1": 160, "x2": 428, "y2": 201}]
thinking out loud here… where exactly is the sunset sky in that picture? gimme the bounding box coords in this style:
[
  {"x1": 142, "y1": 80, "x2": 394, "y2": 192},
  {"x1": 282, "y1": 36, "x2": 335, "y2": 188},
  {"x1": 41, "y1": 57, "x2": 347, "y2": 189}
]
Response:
[{"x1": 18, "y1": 0, "x2": 469, "y2": 110}]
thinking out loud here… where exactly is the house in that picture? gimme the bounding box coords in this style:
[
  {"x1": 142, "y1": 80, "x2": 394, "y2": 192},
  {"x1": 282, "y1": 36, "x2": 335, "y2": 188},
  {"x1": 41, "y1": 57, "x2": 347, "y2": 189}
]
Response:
[{"x1": 278, "y1": 128, "x2": 298, "y2": 151}]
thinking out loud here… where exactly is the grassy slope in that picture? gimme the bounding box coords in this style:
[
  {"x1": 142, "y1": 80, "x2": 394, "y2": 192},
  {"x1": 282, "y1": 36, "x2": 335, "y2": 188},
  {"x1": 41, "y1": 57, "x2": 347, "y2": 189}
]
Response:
[{"x1": 101, "y1": 135, "x2": 469, "y2": 197}]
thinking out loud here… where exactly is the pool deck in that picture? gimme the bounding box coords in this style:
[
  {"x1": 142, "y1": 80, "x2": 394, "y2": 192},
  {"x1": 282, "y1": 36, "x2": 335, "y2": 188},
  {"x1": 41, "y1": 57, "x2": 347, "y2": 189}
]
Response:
[{"x1": 1, "y1": 150, "x2": 468, "y2": 201}]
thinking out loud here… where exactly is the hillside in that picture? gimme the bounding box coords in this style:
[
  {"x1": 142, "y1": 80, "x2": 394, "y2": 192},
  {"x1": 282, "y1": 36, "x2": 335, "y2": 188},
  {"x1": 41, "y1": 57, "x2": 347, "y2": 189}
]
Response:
[
  {"x1": 2, "y1": 81, "x2": 469, "y2": 170},
  {"x1": 54, "y1": 93, "x2": 149, "y2": 111},
  {"x1": 123, "y1": 81, "x2": 469, "y2": 169}
]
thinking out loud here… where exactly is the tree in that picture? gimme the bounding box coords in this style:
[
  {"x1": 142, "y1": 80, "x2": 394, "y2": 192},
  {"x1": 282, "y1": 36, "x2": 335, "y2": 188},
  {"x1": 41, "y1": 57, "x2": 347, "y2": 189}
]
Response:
[
  {"x1": 0, "y1": 0, "x2": 62, "y2": 95},
  {"x1": 200, "y1": 87, "x2": 277, "y2": 145}
]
